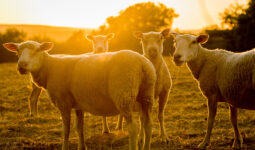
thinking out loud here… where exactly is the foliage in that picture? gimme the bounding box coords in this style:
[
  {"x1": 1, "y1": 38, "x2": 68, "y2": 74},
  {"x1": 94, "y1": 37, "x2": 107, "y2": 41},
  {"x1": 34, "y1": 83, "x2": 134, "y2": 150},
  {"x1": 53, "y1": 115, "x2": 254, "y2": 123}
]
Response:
[
  {"x1": 220, "y1": 3, "x2": 245, "y2": 29},
  {"x1": 53, "y1": 30, "x2": 92, "y2": 55},
  {"x1": 0, "y1": 2, "x2": 178, "y2": 62},
  {"x1": 205, "y1": 0, "x2": 255, "y2": 52},
  {"x1": 93, "y1": 2, "x2": 178, "y2": 55},
  {"x1": 0, "y1": 28, "x2": 27, "y2": 62},
  {"x1": 232, "y1": 0, "x2": 255, "y2": 51}
]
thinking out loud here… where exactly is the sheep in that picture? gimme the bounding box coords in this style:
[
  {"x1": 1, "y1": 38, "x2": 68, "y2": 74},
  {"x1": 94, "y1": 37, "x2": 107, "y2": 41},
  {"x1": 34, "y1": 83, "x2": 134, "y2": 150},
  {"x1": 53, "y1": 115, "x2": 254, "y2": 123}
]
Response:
[
  {"x1": 86, "y1": 33, "x2": 114, "y2": 53},
  {"x1": 23, "y1": 33, "x2": 114, "y2": 118},
  {"x1": 115, "y1": 29, "x2": 172, "y2": 142},
  {"x1": 171, "y1": 33, "x2": 255, "y2": 149},
  {"x1": 86, "y1": 33, "x2": 114, "y2": 134},
  {"x1": 3, "y1": 41, "x2": 156, "y2": 150}
]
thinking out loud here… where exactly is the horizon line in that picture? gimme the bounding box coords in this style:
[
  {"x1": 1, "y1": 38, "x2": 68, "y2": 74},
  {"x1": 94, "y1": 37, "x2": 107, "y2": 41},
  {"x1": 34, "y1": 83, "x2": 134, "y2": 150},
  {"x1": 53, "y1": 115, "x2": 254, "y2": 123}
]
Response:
[{"x1": 0, "y1": 23, "x2": 205, "y2": 31}]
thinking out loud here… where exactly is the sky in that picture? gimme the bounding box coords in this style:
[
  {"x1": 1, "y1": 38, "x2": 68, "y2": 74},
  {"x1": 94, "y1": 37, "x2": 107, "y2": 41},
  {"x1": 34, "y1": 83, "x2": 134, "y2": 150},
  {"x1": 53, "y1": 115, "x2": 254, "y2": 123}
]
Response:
[{"x1": 0, "y1": 0, "x2": 248, "y2": 30}]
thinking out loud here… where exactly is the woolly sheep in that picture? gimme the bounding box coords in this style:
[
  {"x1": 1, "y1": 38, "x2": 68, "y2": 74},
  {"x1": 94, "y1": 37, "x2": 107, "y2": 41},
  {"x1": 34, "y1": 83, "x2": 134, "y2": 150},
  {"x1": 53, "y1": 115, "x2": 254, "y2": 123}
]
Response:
[
  {"x1": 24, "y1": 33, "x2": 114, "y2": 118},
  {"x1": 171, "y1": 33, "x2": 255, "y2": 149},
  {"x1": 115, "y1": 29, "x2": 172, "y2": 142},
  {"x1": 3, "y1": 41, "x2": 156, "y2": 150},
  {"x1": 86, "y1": 33, "x2": 114, "y2": 53},
  {"x1": 86, "y1": 33, "x2": 115, "y2": 134}
]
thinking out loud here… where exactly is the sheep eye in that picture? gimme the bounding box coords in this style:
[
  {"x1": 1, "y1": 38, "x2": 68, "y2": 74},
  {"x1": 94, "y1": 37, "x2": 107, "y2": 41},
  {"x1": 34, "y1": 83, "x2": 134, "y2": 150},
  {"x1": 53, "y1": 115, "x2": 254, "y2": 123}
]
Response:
[
  {"x1": 143, "y1": 39, "x2": 148, "y2": 43},
  {"x1": 191, "y1": 41, "x2": 197, "y2": 44}
]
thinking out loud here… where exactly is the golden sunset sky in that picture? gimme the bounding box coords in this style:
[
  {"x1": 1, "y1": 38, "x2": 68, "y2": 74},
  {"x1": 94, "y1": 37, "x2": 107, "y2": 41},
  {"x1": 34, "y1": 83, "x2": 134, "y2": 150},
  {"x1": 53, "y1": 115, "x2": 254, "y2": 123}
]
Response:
[{"x1": 0, "y1": 0, "x2": 247, "y2": 29}]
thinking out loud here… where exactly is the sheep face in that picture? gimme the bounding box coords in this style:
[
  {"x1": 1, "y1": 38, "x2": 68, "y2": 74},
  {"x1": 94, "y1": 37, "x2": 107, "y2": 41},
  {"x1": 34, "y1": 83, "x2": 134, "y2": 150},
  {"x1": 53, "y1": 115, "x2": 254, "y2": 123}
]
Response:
[
  {"x1": 3, "y1": 41, "x2": 53, "y2": 74},
  {"x1": 173, "y1": 34, "x2": 209, "y2": 66},
  {"x1": 134, "y1": 28, "x2": 170, "y2": 59},
  {"x1": 87, "y1": 33, "x2": 114, "y2": 53}
]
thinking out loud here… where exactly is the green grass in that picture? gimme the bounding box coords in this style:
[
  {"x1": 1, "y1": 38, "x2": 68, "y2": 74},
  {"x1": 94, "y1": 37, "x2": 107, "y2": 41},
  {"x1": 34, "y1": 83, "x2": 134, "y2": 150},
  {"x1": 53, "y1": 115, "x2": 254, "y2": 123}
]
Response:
[{"x1": 1, "y1": 57, "x2": 255, "y2": 149}]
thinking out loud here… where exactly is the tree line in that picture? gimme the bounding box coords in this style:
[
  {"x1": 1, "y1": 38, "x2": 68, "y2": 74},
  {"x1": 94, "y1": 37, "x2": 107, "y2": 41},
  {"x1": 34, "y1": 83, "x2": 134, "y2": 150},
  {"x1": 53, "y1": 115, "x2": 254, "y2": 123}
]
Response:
[
  {"x1": 1, "y1": 1, "x2": 254, "y2": 62},
  {"x1": 204, "y1": 0, "x2": 255, "y2": 52},
  {"x1": 0, "y1": 2, "x2": 178, "y2": 62}
]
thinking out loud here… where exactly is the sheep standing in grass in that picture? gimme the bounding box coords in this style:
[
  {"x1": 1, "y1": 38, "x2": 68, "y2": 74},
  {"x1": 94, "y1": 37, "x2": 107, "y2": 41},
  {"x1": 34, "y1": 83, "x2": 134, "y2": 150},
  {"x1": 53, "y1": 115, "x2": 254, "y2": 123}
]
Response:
[
  {"x1": 86, "y1": 33, "x2": 114, "y2": 53},
  {"x1": 116, "y1": 29, "x2": 172, "y2": 142},
  {"x1": 171, "y1": 33, "x2": 255, "y2": 149},
  {"x1": 4, "y1": 41, "x2": 156, "y2": 150},
  {"x1": 24, "y1": 33, "x2": 115, "y2": 118},
  {"x1": 86, "y1": 33, "x2": 114, "y2": 134}
]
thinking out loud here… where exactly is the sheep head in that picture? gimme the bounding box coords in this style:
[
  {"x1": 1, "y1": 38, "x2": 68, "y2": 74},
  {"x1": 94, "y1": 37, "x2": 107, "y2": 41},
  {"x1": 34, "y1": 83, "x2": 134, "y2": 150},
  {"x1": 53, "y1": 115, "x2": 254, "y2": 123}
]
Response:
[
  {"x1": 3, "y1": 41, "x2": 53, "y2": 74},
  {"x1": 134, "y1": 28, "x2": 170, "y2": 59},
  {"x1": 86, "y1": 33, "x2": 114, "y2": 53},
  {"x1": 172, "y1": 33, "x2": 209, "y2": 66}
]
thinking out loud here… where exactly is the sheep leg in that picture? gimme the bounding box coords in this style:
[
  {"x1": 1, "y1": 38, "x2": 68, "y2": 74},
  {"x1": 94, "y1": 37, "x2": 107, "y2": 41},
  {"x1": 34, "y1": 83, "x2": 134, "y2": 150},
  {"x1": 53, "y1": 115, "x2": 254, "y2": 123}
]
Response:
[
  {"x1": 102, "y1": 116, "x2": 110, "y2": 133},
  {"x1": 158, "y1": 90, "x2": 169, "y2": 142},
  {"x1": 29, "y1": 83, "x2": 41, "y2": 116},
  {"x1": 124, "y1": 113, "x2": 138, "y2": 150},
  {"x1": 60, "y1": 108, "x2": 71, "y2": 150},
  {"x1": 138, "y1": 112, "x2": 145, "y2": 150},
  {"x1": 142, "y1": 102, "x2": 152, "y2": 150},
  {"x1": 198, "y1": 96, "x2": 217, "y2": 148},
  {"x1": 75, "y1": 109, "x2": 85, "y2": 150},
  {"x1": 115, "y1": 115, "x2": 124, "y2": 130},
  {"x1": 229, "y1": 105, "x2": 243, "y2": 149}
]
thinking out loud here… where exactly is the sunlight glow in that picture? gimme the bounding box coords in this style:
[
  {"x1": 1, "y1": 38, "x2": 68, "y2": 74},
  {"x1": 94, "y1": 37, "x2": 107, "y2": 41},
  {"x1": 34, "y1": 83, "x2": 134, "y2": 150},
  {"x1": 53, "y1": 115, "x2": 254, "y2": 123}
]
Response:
[{"x1": 0, "y1": 0, "x2": 248, "y2": 29}]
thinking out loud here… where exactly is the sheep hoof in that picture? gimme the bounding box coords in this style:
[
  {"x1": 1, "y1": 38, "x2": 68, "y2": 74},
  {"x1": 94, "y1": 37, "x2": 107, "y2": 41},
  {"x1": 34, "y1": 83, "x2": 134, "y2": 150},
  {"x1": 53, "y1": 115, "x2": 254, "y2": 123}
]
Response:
[
  {"x1": 62, "y1": 142, "x2": 69, "y2": 150},
  {"x1": 232, "y1": 137, "x2": 243, "y2": 149},
  {"x1": 103, "y1": 131, "x2": 110, "y2": 134},
  {"x1": 29, "y1": 113, "x2": 37, "y2": 117},
  {"x1": 138, "y1": 139, "x2": 144, "y2": 150},
  {"x1": 197, "y1": 141, "x2": 209, "y2": 149},
  {"x1": 115, "y1": 125, "x2": 123, "y2": 131},
  {"x1": 160, "y1": 134, "x2": 170, "y2": 143}
]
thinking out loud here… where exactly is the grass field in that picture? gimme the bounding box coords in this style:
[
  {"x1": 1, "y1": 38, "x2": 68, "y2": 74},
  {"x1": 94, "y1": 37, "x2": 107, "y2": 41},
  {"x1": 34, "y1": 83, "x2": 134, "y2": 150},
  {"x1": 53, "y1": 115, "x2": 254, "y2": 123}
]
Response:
[{"x1": 1, "y1": 57, "x2": 255, "y2": 149}]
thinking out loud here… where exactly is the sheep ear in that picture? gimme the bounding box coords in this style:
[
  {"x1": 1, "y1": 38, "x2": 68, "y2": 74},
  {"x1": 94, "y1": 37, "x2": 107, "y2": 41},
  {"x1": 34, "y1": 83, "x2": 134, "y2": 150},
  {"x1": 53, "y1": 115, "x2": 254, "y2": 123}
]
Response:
[
  {"x1": 161, "y1": 28, "x2": 170, "y2": 38},
  {"x1": 106, "y1": 33, "x2": 114, "y2": 40},
  {"x1": 3, "y1": 43, "x2": 19, "y2": 52},
  {"x1": 40, "y1": 42, "x2": 54, "y2": 51},
  {"x1": 86, "y1": 35, "x2": 94, "y2": 41},
  {"x1": 170, "y1": 31, "x2": 179, "y2": 38},
  {"x1": 134, "y1": 31, "x2": 143, "y2": 39},
  {"x1": 197, "y1": 34, "x2": 209, "y2": 44}
]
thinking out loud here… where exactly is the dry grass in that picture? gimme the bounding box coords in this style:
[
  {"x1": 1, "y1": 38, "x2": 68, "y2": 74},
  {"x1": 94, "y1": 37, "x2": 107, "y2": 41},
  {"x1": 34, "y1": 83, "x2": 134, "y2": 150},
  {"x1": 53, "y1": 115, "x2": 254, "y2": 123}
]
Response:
[{"x1": 1, "y1": 57, "x2": 255, "y2": 149}]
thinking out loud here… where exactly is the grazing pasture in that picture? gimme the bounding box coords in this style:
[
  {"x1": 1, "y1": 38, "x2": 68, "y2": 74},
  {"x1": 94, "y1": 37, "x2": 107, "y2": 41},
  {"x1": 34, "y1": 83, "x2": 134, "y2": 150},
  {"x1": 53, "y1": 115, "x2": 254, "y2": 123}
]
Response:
[{"x1": 1, "y1": 57, "x2": 255, "y2": 149}]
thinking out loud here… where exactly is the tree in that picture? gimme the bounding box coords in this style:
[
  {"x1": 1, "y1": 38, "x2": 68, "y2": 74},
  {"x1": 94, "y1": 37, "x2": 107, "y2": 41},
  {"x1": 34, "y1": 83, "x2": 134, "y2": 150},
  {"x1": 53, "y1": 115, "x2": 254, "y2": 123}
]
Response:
[
  {"x1": 220, "y1": 3, "x2": 245, "y2": 29},
  {"x1": 219, "y1": 0, "x2": 255, "y2": 51},
  {"x1": 52, "y1": 30, "x2": 92, "y2": 55},
  {"x1": 94, "y1": 2, "x2": 178, "y2": 55},
  {"x1": 0, "y1": 28, "x2": 27, "y2": 62}
]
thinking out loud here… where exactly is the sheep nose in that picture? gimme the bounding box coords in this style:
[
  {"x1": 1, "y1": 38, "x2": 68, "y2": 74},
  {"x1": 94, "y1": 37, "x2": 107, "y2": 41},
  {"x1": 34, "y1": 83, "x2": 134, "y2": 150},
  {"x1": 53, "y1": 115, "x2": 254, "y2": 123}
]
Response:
[
  {"x1": 174, "y1": 54, "x2": 181, "y2": 61},
  {"x1": 18, "y1": 61, "x2": 28, "y2": 74},
  {"x1": 148, "y1": 47, "x2": 157, "y2": 53},
  {"x1": 96, "y1": 47, "x2": 103, "y2": 52},
  {"x1": 18, "y1": 61, "x2": 28, "y2": 69}
]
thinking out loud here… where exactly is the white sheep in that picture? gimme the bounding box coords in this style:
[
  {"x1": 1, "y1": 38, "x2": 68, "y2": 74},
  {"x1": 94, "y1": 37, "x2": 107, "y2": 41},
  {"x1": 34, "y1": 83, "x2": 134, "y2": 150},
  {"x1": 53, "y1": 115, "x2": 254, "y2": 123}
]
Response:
[
  {"x1": 3, "y1": 41, "x2": 156, "y2": 150},
  {"x1": 86, "y1": 33, "x2": 114, "y2": 53},
  {"x1": 115, "y1": 29, "x2": 172, "y2": 142},
  {"x1": 171, "y1": 33, "x2": 255, "y2": 149},
  {"x1": 25, "y1": 33, "x2": 114, "y2": 119},
  {"x1": 86, "y1": 33, "x2": 114, "y2": 134}
]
